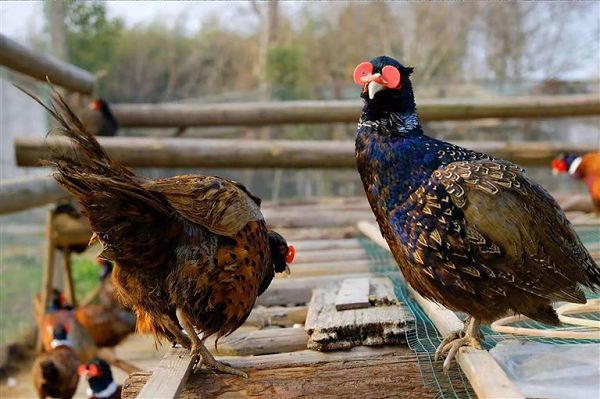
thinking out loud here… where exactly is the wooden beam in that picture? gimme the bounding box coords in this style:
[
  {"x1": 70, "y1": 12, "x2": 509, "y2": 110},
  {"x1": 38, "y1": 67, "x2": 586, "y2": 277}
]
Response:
[
  {"x1": 135, "y1": 347, "x2": 194, "y2": 399},
  {"x1": 0, "y1": 175, "x2": 69, "y2": 215},
  {"x1": 123, "y1": 346, "x2": 432, "y2": 399},
  {"x1": 212, "y1": 327, "x2": 307, "y2": 356},
  {"x1": 0, "y1": 34, "x2": 94, "y2": 94},
  {"x1": 244, "y1": 306, "x2": 307, "y2": 328},
  {"x1": 289, "y1": 238, "x2": 363, "y2": 252},
  {"x1": 357, "y1": 221, "x2": 525, "y2": 399},
  {"x1": 108, "y1": 94, "x2": 600, "y2": 128},
  {"x1": 15, "y1": 137, "x2": 592, "y2": 168},
  {"x1": 288, "y1": 259, "x2": 371, "y2": 278}
]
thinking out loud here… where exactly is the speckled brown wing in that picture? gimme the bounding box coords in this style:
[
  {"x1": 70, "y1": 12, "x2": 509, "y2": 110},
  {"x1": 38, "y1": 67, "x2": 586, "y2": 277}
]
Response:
[
  {"x1": 143, "y1": 175, "x2": 263, "y2": 237},
  {"x1": 394, "y1": 160, "x2": 600, "y2": 324}
]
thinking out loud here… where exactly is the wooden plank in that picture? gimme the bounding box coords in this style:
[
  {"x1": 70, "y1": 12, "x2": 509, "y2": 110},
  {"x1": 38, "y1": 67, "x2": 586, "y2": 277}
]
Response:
[
  {"x1": 288, "y1": 238, "x2": 362, "y2": 252},
  {"x1": 335, "y1": 277, "x2": 370, "y2": 310},
  {"x1": 287, "y1": 259, "x2": 370, "y2": 278},
  {"x1": 256, "y1": 273, "x2": 371, "y2": 306},
  {"x1": 305, "y1": 277, "x2": 414, "y2": 351},
  {"x1": 16, "y1": 137, "x2": 594, "y2": 168},
  {"x1": 136, "y1": 347, "x2": 194, "y2": 399},
  {"x1": 357, "y1": 221, "x2": 525, "y2": 399},
  {"x1": 293, "y1": 248, "x2": 367, "y2": 264},
  {"x1": 0, "y1": 34, "x2": 94, "y2": 94},
  {"x1": 104, "y1": 94, "x2": 600, "y2": 128},
  {"x1": 211, "y1": 327, "x2": 307, "y2": 356},
  {"x1": 123, "y1": 346, "x2": 432, "y2": 399},
  {"x1": 244, "y1": 306, "x2": 307, "y2": 328}
]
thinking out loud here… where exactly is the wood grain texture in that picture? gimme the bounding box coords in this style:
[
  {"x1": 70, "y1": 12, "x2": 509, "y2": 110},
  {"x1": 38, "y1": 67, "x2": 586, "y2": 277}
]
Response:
[
  {"x1": 136, "y1": 347, "x2": 194, "y2": 399},
  {"x1": 16, "y1": 137, "x2": 594, "y2": 168},
  {"x1": 96, "y1": 94, "x2": 600, "y2": 128},
  {"x1": 244, "y1": 306, "x2": 307, "y2": 328},
  {"x1": 335, "y1": 277, "x2": 370, "y2": 310},
  {"x1": 123, "y1": 346, "x2": 432, "y2": 399},
  {"x1": 213, "y1": 327, "x2": 308, "y2": 356},
  {"x1": 256, "y1": 273, "x2": 371, "y2": 307},
  {"x1": 305, "y1": 278, "x2": 414, "y2": 351}
]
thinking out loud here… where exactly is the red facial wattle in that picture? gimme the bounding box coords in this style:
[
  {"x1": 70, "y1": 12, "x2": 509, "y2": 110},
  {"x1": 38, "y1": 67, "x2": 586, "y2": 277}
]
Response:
[
  {"x1": 551, "y1": 159, "x2": 568, "y2": 173},
  {"x1": 88, "y1": 364, "x2": 100, "y2": 377},
  {"x1": 78, "y1": 364, "x2": 88, "y2": 377},
  {"x1": 286, "y1": 245, "x2": 295, "y2": 264},
  {"x1": 353, "y1": 61, "x2": 402, "y2": 91}
]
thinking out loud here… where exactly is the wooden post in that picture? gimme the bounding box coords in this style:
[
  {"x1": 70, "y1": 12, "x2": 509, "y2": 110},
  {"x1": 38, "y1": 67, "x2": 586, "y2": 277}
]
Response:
[
  {"x1": 61, "y1": 247, "x2": 76, "y2": 306},
  {"x1": 37, "y1": 210, "x2": 56, "y2": 351}
]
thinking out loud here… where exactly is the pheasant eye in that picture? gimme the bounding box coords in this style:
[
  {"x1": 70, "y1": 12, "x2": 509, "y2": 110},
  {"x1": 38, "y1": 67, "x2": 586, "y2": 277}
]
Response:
[
  {"x1": 381, "y1": 65, "x2": 401, "y2": 88},
  {"x1": 353, "y1": 62, "x2": 373, "y2": 85}
]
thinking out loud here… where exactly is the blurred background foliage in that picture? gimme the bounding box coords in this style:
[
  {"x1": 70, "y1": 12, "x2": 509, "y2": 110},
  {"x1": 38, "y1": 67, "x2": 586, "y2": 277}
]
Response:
[{"x1": 33, "y1": 1, "x2": 599, "y2": 103}]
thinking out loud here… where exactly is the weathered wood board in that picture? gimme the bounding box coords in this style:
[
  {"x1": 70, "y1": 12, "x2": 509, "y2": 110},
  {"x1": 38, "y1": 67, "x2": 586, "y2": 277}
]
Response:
[
  {"x1": 335, "y1": 277, "x2": 370, "y2": 310},
  {"x1": 305, "y1": 277, "x2": 415, "y2": 351},
  {"x1": 123, "y1": 346, "x2": 432, "y2": 399}
]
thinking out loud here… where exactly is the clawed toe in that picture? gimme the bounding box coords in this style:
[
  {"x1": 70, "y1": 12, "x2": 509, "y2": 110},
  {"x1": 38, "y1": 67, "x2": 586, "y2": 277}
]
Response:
[{"x1": 436, "y1": 335, "x2": 482, "y2": 373}]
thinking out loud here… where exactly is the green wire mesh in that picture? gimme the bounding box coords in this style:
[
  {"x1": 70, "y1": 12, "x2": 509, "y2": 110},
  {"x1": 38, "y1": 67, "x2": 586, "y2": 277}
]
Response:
[{"x1": 358, "y1": 225, "x2": 600, "y2": 399}]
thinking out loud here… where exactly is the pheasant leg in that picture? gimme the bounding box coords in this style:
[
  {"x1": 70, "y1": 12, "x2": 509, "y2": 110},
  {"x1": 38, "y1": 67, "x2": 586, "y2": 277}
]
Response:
[
  {"x1": 161, "y1": 315, "x2": 191, "y2": 350},
  {"x1": 177, "y1": 309, "x2": 248, "y2": 378},
  {"x1": 434, "y1": 316, "x2": 482, "y2": 373}
]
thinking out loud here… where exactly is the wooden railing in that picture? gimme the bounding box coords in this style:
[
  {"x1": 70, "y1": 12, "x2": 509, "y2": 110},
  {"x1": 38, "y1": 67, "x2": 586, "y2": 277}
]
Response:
[
  {"x1": 15, "y1": 137, "x2": 591, "y2": 169},
  {"x1": 109, "y1": 94, "x2": 600, "y2": 127},
  {"x1": 0, "y1": 34, "x2": 94, "y2": 94}
]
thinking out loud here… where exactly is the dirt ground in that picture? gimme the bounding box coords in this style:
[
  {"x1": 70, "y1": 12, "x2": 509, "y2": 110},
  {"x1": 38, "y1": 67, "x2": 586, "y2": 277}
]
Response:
[{"x1": 0, "y1": 333, "x2": 167, "y2": 399}]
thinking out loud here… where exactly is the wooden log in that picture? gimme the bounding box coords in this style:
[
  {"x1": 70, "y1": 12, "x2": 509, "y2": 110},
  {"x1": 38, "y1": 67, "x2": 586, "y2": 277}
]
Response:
[
  {"x1": 244, "y1": 306, "x2": 307, "y2": 328},
  {"x1": 0, "y1": 175, "x2": 69, "y2": 215},
  {"x1": 0, "y1": 34, "x2": 94, "y2": 94},
  {"x1": 123, "y1": 346, "x2": 432, "y2": 399},
  {"x1": 305, "y1": 277, "x2": 414, "y2": 351},
  {"x1": 15, "y1": 137, "x2": 593, "y2": 168},
  {"x1": 212, "y1": 327, "x2": 308, "y2": 356},
  {"x1": 357, "y1": 221, "x2": 525, "y2": 399},
  {"x1": 108, "y1": 94, "x2": 600, "y2": 128},
  {"x1": 256, "y1": 273, "x2": 371, "y2": 306}
]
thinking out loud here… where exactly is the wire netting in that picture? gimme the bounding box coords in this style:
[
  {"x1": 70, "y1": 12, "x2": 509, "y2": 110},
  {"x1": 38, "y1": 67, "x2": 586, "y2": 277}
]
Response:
[{"x1": 358, "y1": 225, "x2": 600, "y2": 399}]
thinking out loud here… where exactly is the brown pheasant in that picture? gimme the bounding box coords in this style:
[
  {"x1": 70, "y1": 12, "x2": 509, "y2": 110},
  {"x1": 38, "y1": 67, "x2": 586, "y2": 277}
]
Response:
[{"x1": 27, "y1": 87, "x2": 294, "y2": 378}]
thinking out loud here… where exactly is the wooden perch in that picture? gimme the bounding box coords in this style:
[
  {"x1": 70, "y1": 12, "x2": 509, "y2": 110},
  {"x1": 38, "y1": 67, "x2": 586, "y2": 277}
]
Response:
[
  {"x1": 123, "y1": 346, "x2": 431, "y2": 399},
  {"x1": 107, "y1": 94, "x2": 600, "y2": 128},
  {"x1": 0, "y1": 34, "x2": 94, "y2": 94},
  {"x1": 357, "y1": 221, "x2": 524, "y2": 399},
  {"x1": 305, "y1": 277, "x2": 414, "y2": 351},
  {"x1": 15, "y1": 137, "x2": 593, "y2": 168},
  {"x1": 211, "y1": 327, "x2": 308, "y2": 356}
]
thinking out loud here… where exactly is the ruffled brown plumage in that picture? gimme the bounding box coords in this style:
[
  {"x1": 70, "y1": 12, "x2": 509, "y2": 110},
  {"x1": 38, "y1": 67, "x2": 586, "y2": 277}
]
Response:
[{"x1": 25, "y1": 86, "x2": 292, "y2": 378}]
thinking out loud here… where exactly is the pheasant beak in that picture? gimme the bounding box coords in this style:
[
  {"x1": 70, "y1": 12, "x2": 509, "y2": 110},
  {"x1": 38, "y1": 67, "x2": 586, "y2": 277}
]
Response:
[{"x1": 359, "y1": 73, "x2": 384, "y2": 99}]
